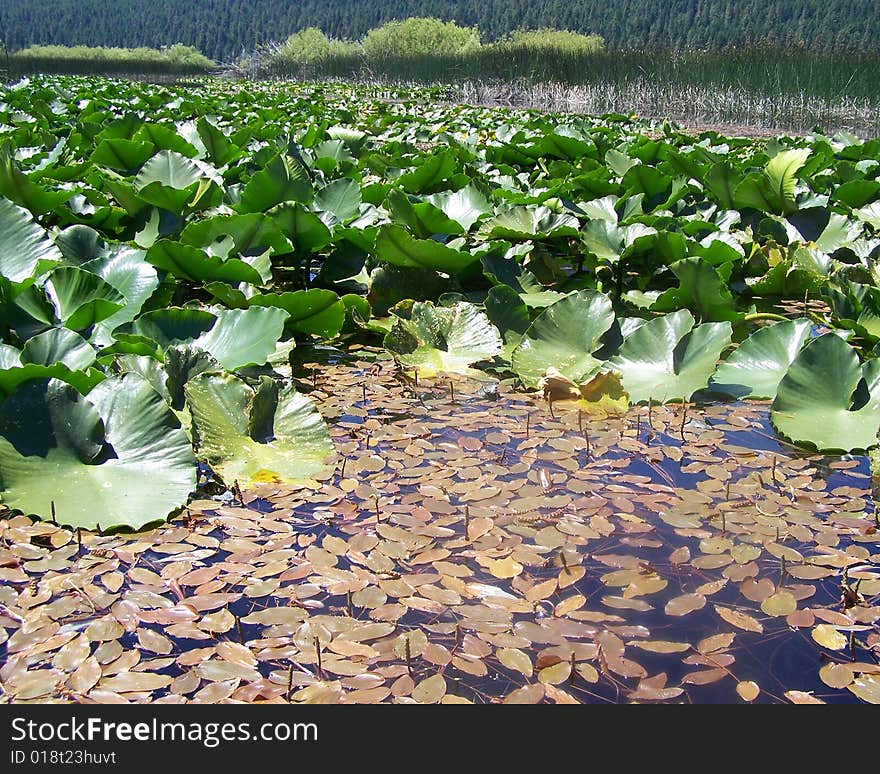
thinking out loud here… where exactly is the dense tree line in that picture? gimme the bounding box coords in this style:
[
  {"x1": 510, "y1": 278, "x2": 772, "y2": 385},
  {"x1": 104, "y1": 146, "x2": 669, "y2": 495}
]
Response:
[{"x1": 2, "y1": 0, "x2": 877, "y2": 61}]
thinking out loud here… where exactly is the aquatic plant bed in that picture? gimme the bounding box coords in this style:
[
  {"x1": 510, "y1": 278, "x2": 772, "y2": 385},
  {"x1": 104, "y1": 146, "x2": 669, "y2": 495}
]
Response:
[{"x1": 0, "y1": 76, "x2": 878, "y2": 703}]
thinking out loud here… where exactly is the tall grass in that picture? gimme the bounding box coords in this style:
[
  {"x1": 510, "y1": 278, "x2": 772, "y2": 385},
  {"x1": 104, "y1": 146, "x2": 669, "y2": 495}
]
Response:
[
  {"x1": 248, "y1": 46, "x2": 879, "y2": 103},
  {"x1": 9, "y1": 44, "x2": 215, "y2": 76},
  {"x1": 232, "y1": 41, "x2": 880, "y2": 136}
]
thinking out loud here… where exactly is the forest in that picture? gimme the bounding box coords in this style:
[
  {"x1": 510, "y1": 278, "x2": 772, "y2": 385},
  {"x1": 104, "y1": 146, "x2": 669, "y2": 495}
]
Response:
[{"x1": 2, "y1": 0, "x2": 878, "y2": 61}]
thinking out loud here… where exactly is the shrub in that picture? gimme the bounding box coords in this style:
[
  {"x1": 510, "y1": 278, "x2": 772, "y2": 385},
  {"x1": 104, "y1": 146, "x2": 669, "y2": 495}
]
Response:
[
  {"x1": 361, "y1": 17, "x2": 480, "y2": 60},
  {"x1": 275, "y1": 27, "x2": 357, "y2": 66},
  {"x1": 496, "y1": 28, "x2": 605, "y2": 55}
]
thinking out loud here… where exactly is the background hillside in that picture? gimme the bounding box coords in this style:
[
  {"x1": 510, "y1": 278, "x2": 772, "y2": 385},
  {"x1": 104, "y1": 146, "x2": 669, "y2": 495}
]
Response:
[{"x1": 2, "y1": 0, "x2": 878, "y2": 61}]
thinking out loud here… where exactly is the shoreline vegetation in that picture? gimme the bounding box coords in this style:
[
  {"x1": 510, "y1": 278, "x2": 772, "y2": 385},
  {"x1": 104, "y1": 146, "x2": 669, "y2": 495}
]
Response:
[{"x1": 3, "y1": 17, "x2": 879, "y2": 136}]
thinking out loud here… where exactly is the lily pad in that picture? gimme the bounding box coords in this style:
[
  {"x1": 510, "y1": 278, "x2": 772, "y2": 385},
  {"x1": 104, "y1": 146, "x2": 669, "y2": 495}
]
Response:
[
  {"x1": 384, "y1": 301, "x2": 502, "y2": 377},
  {"x1": 609, "y1": 310, "x2": 732, "y2": 403},
  {"x1": 0, "y1": 375, "x2": 196, "y2": 529},
  {"x1": 185, "y1": 373, "x2": 334, "y2": 487},
  {"x1": 710, "y1": 319, "x2": 812, "y2": 399},
  {"x1": 511, "y1": 291, "x2": 615, "y2": 389},
  {"x1": 771, "y1": 333, "x2": 880, "y2": 452}
]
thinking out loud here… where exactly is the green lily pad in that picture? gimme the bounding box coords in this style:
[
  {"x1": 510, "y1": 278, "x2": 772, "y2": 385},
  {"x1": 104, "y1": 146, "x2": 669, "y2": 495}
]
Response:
[
  {"x1": 651, "y1": 258, "x2": 742, "y2": 322},
  {"x1": 0, "y1": 375, "x2": 196, "y2": 529},
  {"x1": 609, "y1": 309, "x2": 732, "y2": 403},
  {"x1": 192, "y1": 306, "x2": 289, "y2": 371},
  {"x1": 0, "y1": 197, "x2": 62, "y2": 283},
  {"x1": 710, "y1": 319, "x2": 812, "y2": 399},
  {"x1": 375, "y1": 225, "x2": 478, "y2": 273},
  {"x1": 771, "y1": 333, "x2": 880, "y2": 452},
  {"x1": 511, "y1": 291, "x2": 614, "y2": 389},
  {"x1": 248, "y1": 289, "x2": 345, "y2": 338},
  {"x1": 185, "y1": 373, "x2": 334, "y2": 487},
  {"x1": 384, "y1": 301, "x2": 502, "y2": 377},
  {"x1": 237, "y1": 154, "x2": 313, "y2": 214},
  {"x1": 479, "y1": 206, "x2": 580, "y2": 241},
  {"x1": 45, "y1": 266, "x2": 124, "y2": 331}
]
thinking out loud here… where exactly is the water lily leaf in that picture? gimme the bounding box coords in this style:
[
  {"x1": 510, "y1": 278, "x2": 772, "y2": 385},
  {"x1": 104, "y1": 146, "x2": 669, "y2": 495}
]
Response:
[
  {"x1": 185, "y1": 373, "x2": 334, "y2": 488},
  {"x1": 315, "y1": 178, "x2": 361, "y2": 225},
  {"x1": 480, "y1": 247, "x2": 563, "y2": 308},
  {"x1": 497, "y1": 648, "x2": 533, "y2": 678},
  {"x1": 811, "y1": 624, "x2": 847, "y2": 650},
  {"x1": 713, "y1": 605, "x2": 764, "y2": 633},
  {"x1": 146, "y1": 241, "x2": 264, "y2": 285},
  {"x1": 511, "y1": 290, "x2": 614, "y2": 389},
  {"x1": 538, "y1": 368, "x2": 629, "y2": 417},
  {"x1": 771, "y1": 333, "x2": 880, "y2": 452},
  {"x1": 426, "y1": 185, "x2": 492, "y2": 232},
  {"x1": 848, "y1": 674, "x2": 880, "y2": 704},
  {"x1": 479, "y1": 206, "x2": 579, "y2": 240},
  {"x1": 735, "y1": 148, "x2": 810, "y2": 215},
  {"x1": 736, "y1": 681, "x2": 761, "y2": 702},
  {"x1": 91, "y1": 138, "x2": 154, "y2": 172},
  {"x1": 270, "y1": 203, "x2": 333, "y2": 255},
  {"x1": 21, "y1": 328, "x2": 95, "y2": 370},
  {"x1": 384, "y1": 301, "x2": 502, "y2": 377},
  {"x1": 710, "y1": 319, "x2": 812, "y2": 400},
  {"x1": 375, "y1": 225, "x2": 478, "y2": 273},
  {"x1": 665, "y1": 593, "x2": 706, "y2": 617},
  {"x1": 609, "y1": 309, "x2": 732, "y2": 403},
  {"x1": 181, "y1": 212, "x2": 292, "y2": 262},
  {"x1": 651, "y1": 258, "x2": 741, "y2": 322},
  {"x1": 819, "y1": 663, "x2": 853, "y2": 689},
  {"x1": 115, "y1": 307, "x2": 216, "y2": 350},
  {"x1": 83, "y1": 247, "x2": 160, "y2": 347},
  {"x1": 192, "y1": 306, "x2": 289, "y2": 371},
  {"x1": 0, "y1": 374, "x2": 196, "y2": 529},
  {"x1": 237, "y1": 154, "x2": 313, "y2": 213},
  {"x1": 248, "y1": 290, "x2": 345, "y2": 338},
  {"x1": 134, "y1": 150, "x2": 212, "y2": 213},
  {"x1": 411, "y1": 674, "x2": 447, "y2": 704},
  {"x1": 484, "y1": 284, "x2": 529, "y2": 350},
  {"x1": 0, "y1": 197, "x2": 62, "y2": 283},
  {"x1": 760, "y1": 591, "x2": 797, "y2": 617},
  {"x1": 397, "y1": 151, "x2": 457, "y2": 194},
  {"x1": 45, "y1": 267, "x2": 124, "y2": 331}
]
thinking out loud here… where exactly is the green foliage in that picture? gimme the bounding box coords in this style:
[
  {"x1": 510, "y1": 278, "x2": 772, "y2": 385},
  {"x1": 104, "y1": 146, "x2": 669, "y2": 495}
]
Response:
[
  {"x1": 362, "y1": 17, "x2": 480, "y2": 60},
  {"x1": 497, "y1": 28, "x2": 605, "y2": 54},
  {"x1": 267, "y1": 27, "x2": 358, "y2": 71},
  {"x1": 10, "y1": 43, "x2": 214, "y2": 75}
]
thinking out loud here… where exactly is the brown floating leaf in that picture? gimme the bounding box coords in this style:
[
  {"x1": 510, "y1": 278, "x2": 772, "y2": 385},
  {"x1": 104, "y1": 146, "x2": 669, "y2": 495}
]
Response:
[
  {"x1": 498, "y1": 648, "x2": 533, "y2": 678},
  {"x1": 137, "y1": 628, "x2": 173, "y2": 655},
  {"x1": 631, "y1": 640, "x2": 691, "y2": 654},
  {"x1": 576, "y1": 663, "x2": 599, "y2": 683},
  {"x1": 785, "y1": 690, "x2": 826, "y2": 704},
  {"x1": 467, "y1": 517, "x2": 494, "y2": 541},
  {"x1": 681, "y1": 668, "x2": 728, "y2": 686},
  {"x1": 487, "y1": 557, "x2": 524, "y2": 579},
  {"x1": 665, "y1": 593, "x2": 706, "y2": 617},
  {"x1": 848, "y1": 674, "x2": 880, "y2": 704},
  {"x1": 697, "y1": 633, "x2": 735, "y2": 654},
  {"x1": 760, "y1": 591, "x2": 797, "y2": 617},
  {"x1": 819, "y1": 663, "x2": 853, "y2": 689},
  {"x1": 811, "y1": 624, "x2": 848, "y2": 651},
  {"x1": 714, "y1": 605, "x2": 764, "y2": 633},
  {"x1": 411, "y1": 674, "x2": 447, "y2": 704},
  {"x1": 68, "y1": 657, "x2": 102, "y2": 694},
  {"x1": 538, "y1": 661, "x2": 572, "y2": 685},
  {"x1": 631, "y1": 673, "x2": 684, "y2": 702},
  {"x1": 99, "y1": 672, "x2": 172, "y2": 693},
  {"x1": 503, "y1": 684, "x2": 545, "y2": 704},
  {"x1": 736, "y1": 681, "x2": 760, "y2": 702}
]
